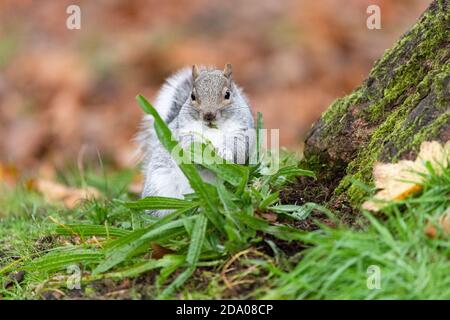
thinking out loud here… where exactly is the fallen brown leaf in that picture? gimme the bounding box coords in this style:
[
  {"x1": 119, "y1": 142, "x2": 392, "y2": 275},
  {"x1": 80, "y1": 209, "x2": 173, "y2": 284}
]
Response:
[
  {"x1": 363, "y1": 141, "x2": 450, "y2": 212},
  {"x1": 31, "y1": 179, "x2": 102, "y2": 208},
  {"x1": 259, "y1": 212, "x2": 278, "y2": 222},
  {"x1": 85, "y1": 236, "x2": 104, "y2": 248},
  {"x1": 424, "y1": 209, "x2": 450, "y2": 239},
  {"x1": 4, "y1": 270, "x2": 26, "y2": 288},
  {"x1": 41, "y1": 290, "x2": 65, "y2": 300},
  {"x1": 0, "y1": 163, "x2": 19, "y2": 187},
  {"x1": 151, "y1": 243, "x2": 174, "y2": 260},
  {"x1": 128, "y1": 173, "x2": 144, "y2": 194}
]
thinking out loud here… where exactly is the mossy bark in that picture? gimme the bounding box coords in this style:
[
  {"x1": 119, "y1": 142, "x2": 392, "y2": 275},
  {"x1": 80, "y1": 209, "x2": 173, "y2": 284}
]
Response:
[{"x1": 303, "y1": 0, "x2": 449, "y2": 206}]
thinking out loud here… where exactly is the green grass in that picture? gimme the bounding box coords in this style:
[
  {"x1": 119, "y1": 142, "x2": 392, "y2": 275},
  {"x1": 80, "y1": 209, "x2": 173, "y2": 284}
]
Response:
[
  {"x1": 0, "y1": 96, "x2": 314, "y2": 299},
  {"x1": 263, "y1": 164, "x2": 450, "y2": 299},
  {"x1": 0, "y1": 96, "x2": 448, "y2": 300}
]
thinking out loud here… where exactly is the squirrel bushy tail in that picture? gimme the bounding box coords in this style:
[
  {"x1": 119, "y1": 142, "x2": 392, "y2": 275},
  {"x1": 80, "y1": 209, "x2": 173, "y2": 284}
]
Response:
[{"x1": 135, "y1": 68, "x2": 192, "y2": 166}]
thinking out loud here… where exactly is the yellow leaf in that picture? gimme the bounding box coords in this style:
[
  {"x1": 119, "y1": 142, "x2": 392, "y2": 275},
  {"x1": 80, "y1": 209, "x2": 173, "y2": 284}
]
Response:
[{"x1": 363, "y1": 141, "x2": 449, "y2": 212}]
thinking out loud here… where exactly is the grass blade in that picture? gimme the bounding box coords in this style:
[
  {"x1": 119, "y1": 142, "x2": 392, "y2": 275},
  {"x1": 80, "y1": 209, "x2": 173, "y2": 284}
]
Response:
[
  {"x1": 154, "y1": 213, "x2": 208, "y2": 298},
  {"x1": 158, "y1": 266, "x2": 195, "y2": 299}
]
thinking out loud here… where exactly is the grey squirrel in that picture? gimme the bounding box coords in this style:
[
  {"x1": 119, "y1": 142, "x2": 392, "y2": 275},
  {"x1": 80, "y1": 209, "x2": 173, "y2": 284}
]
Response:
[{"x1": 137, "y1": 64, "x2": 255, "y2": 216}]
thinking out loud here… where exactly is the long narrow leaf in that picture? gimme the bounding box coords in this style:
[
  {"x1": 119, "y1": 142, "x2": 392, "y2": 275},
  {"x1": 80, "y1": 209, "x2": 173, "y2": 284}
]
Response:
[
  {"x1": 27, "y1": 249, "x2": 103, "y2": 272},
  {"x1": 186, "y1": 215, "x2": 208, "y2": 266},
  {"x1": 137, "y1": 95, "x2": 224, "y2": 232},
  {"x1": 93, "y1": 217, "x2": 193, "y2": 274},
  {"x1": 158, "y1": 266, "x2": 196, "y2": 299},
  {"x1": 107, "y1": 255, "x2": 185, "y2": 279},
  {"x1": 55, "y1": 224, "x2": 130, "y2": 238},
  {"x1": 125, "y1": 196, "x2": 199, "y2": 210},
  {"x1": 269, "y1": 203, "x2": 321, "y2": 220},
  {"x1": 235, "y1": 213, "x2": 303, "y2": 241}
]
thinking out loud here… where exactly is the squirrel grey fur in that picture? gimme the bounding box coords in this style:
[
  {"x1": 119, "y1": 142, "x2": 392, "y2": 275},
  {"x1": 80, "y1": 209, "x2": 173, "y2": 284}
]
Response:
[{"x1": 137, "y1": 64, "x2": 255, "y2": 216}]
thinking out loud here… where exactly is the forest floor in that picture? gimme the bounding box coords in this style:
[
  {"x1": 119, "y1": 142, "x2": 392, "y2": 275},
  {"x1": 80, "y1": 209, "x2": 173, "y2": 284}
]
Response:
[{"x1": 1, "y1": 147, "x2": 449, "y2": 299}]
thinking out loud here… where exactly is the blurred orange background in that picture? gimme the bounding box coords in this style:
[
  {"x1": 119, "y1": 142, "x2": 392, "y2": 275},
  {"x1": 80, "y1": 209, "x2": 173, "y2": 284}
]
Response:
[{"x1": 0, "y1": 0, "x2": 432, "y2": 170}]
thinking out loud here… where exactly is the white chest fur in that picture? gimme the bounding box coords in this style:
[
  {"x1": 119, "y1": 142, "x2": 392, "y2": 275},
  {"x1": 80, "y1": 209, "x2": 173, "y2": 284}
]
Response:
[{"x1": 176, "y1": 120, "x2": 242, "y2": 149}]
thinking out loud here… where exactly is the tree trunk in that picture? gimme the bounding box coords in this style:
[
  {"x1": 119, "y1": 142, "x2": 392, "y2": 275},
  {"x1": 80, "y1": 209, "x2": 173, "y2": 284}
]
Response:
[{"x1": 303, "y1": 0, "x2": 449, "y2": 206}]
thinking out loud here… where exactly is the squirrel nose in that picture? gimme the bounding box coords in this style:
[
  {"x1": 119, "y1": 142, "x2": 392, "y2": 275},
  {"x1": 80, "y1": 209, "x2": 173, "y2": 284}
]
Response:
[{"x1": 203, "y1": 112, "x2": 216, "y2": 122}]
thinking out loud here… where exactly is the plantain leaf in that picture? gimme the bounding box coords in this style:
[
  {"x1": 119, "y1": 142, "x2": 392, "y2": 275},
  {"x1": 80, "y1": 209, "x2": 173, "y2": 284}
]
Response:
[
  {"x1": 235, "y1": 212, "x2": 303, "y2": 241},
  {"x1": 125, "y1": 196, "x2": 199, "y2": 210},
  {"x1": 106, "y1": 254, "x2": 185, "y2": 279},
  {"x1": 186, "y1": 215, "x2": 208, "y2": 266},
  {"x1": 259, "y1": 192, "x2": 279, "y2": 210},
  {"x1": 55, "y1": 224, "x2": 130, "y2": 238},
  {"x1": 156, "y1": 208, "x2": 207, "y2": 298},
  {"x1": 158, "y1": 266, "x2": 196, "y2": 299},
  {"x1": 93, "y1": 215, "x2": 194, "y2": 274},
  {"x1": 269, "y1": 203, "x2": 325, "y2": 220},
  {"x1": 137, "y1": 94, "x2": 224, "y2": 232},
  {"x1": 27, "y1": 248, "x2": 103, "y2": 272}
]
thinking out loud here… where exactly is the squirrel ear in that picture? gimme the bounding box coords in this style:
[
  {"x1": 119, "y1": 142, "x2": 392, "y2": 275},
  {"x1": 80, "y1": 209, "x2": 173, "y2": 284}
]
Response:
[
  {"x1": 192, "y1": 65, "x2": 200, "y2": 81},
  {"x1": 223, "y1": 63, "x2": 232, "y2": 78}
]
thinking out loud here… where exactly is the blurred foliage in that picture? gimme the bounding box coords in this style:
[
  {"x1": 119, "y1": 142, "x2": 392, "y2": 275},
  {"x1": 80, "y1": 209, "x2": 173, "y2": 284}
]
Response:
[{"x1": 0, "y1": 0, "x2": 431, "y2": 170}]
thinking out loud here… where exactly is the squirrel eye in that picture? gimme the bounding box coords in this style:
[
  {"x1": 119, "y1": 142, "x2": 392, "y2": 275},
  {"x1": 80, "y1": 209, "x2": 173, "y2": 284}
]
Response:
[
  {"x1": 191, "y1": 92, "x2": 196, "y2": 101},
  {"x1": 224, "y1": 90, "x2": 231, "y2": 100}
]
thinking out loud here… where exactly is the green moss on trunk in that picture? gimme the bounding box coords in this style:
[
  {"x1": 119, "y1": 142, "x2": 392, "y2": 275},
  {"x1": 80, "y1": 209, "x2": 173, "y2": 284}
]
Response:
[{"x1": 303, "y1": 0, "x2": 450, "y2": 206}]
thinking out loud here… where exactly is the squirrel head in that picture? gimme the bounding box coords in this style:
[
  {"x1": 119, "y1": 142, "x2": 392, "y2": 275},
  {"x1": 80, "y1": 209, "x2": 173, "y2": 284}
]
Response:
[{"x1": 190, "y1": 64, "x2": 233, "y2": 126}]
